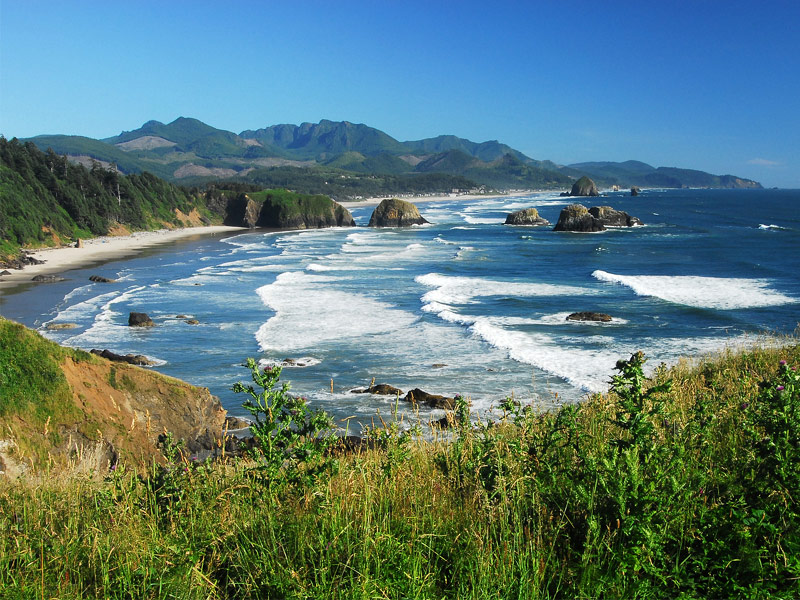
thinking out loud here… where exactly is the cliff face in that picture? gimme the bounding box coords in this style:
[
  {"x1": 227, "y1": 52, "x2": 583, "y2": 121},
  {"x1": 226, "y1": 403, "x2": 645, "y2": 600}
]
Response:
[
  {"x1": 0, "y1": 319, "x2": 227, "y2": 477},
  {"x1": 222, "y1": 193, "x2": 355, "y2": 229}
]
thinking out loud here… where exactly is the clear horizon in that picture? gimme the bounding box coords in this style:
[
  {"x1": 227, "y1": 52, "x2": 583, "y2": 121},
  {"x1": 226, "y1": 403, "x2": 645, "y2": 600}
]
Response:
[{"x1": 1, "y1": 0, "x2": 798, "y2": 188}]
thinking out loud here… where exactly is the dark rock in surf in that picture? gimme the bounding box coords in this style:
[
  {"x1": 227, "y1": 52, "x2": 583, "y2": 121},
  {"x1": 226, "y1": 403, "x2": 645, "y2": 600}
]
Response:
[
  {"x1": 588, "y1": 206, "x2": 643, "y2": 227},
  {"x1": 504, "y1": 208, "x2": 550, "y2": 226},
  {"x1": 553, "y1": 204, "x2": 606, "y2": 232},
  {"x1": 403, "y1": 388, "x2": 455, "y2": 410},
  {"x1": 368, "y1": 199, "x2": 429, "y2": 227},
  {"x1": 352, "y1": 383, "x2": 404, "y2": 396},
  {"x1": 89, "y1": 275, "x2": 117, "y2": 283},
  {"x1": 566, "y1": 312, "x2": 613, "y2": 322},
  {"x1": 631, "y1": 187, "x2": 641, "y2": 196},
  {"x1": 128, "y1": 312, "x2": 155, "y2": 327}
]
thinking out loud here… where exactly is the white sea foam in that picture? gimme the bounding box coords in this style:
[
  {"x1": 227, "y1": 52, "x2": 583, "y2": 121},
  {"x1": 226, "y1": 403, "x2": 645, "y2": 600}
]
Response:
[
  {"x1": 592, "y1": 270, "x2": 796, "y2": 309},
  {"x1": 759, "y1": 224, "x2": 787, "y2": 230},
  {"x1": 416, "y1": 273, "x2": 592, "y2": 306},
  {"x1": 458, "y1": 212, "x2": 507, "y2": 225},
  {"x1": 255, "y1": 271, "x2": 418, "y2": 353}
]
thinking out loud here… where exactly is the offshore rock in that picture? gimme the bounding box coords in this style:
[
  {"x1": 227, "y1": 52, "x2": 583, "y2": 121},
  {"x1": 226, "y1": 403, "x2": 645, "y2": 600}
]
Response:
[
  {"x1": 128, "y1": 312, "x2": 155, "y2": 327},
  {"x1": 403, "y1": 388, "x2": 455, "y2": 410},
  {"x1": 631, "y1": 187, "x2": 641, "y2": 196},
  {"x1": 588, "y1": 206, "x2": 643, "y2": 227},
  {"x1": 89, "y1": 275, "x2": 117, "y2": 283},
  {"x1": 569, "y1": 176, "x2": 600, "y2": 197},
  {"x1": 352, "y1": 383, "x2": 404, "y2": 396},
  {"x1": 553, "y1": 204, "x2": 606, "y2": 232},
  {"x1": 504, "y1": 208, "x2": 550, "y2": 226},
  {"x1": 368, "y1": 198, "x2": 429, "y2": 227},
  {"x1": 566, "y1": 312, "x2": 613, "y2": 322}
]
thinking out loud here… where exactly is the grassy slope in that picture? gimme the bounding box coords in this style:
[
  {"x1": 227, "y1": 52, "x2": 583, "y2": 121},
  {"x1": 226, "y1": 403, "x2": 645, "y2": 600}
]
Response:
[{"x1": 1, "y1": 338, "x2": 799, "y2": 597}]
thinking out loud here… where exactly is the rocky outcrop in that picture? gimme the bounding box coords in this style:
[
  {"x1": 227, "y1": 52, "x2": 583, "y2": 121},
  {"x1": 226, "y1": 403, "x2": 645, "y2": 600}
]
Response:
[
  {"x1": 553, "y1": 204, "x2": 606, "y2": 232},
  {"x1": 0, "y1": 251, "x2": 45, "y2": 271},
  {"x1": 368, "y1": 199, "x2": 429, "y2": 227},
  {"x1": 258, "y1": 196, "x2": 355, "y2": 229},
  {"x1": 32, "y1": 274, "x2": 66, "y2": 282},
  {"x1": 569, "y1": 176, "x2": 600, "y2": 197},
  {"x1": 128, "y1": 312, "x2": 155, "y2": 327},
  {"x1": 504, "y1": 208, "x2": 550, "y2": 226},
  {"x1": 89, "y1": 275, "x2": 117, "y2": 283},
  {"x1": 223, "y1": 194, "x2": 261, "y2": 228},
  {"x1": 403, "y1": 388, "x2": 455, "y2": 410},
  {"x1": 588, "y1": 206, "x2": 643, "y2": 227},
  {"x1": 90, "y1": 348, "x2": 157, "y2": 366},
  {"x1": 631, "y1": 187, "x2": 641, "y2": 196},
  {"x1": 0, "y1": 318, "x2": 228, "y2": 476},
  {"x1": 566, "y1": 312, "x2": 613, "y2": 322},
  {"x1": 352, "y1": 383, "x2": 404, "y2": 396}
]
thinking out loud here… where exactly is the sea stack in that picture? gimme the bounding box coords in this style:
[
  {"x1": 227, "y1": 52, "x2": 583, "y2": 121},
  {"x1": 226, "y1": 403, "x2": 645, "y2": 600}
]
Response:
[
  {"x1": 569, "y1": 176, "x2": 600, "y2": 197},
  {"x1": 553, "y1": 204, "x2": 606, "y2": 232},
  {"x1": 368, "y1": 198, "x2": 429, "y2": 227},
  {"x1": 504, "y1": 208, "x2": 550, "y2": 226}
]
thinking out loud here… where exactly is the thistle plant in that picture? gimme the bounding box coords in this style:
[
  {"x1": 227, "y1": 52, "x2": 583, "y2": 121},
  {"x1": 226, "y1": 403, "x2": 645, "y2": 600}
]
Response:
[{"x1": 232, "y1": 358, "x2": 337, "y2": 487}]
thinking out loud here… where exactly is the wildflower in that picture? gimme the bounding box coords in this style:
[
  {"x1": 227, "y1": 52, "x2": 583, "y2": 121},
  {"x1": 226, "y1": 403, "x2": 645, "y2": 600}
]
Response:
[
  {"x1": 777, "y1": 385, "x2": 785, "y2": 391},
  {"x1": 780, "y1": 360, "x2": 787, "y2": 366},
  {"x1": 740, "y1": 402, "x2": 749, "y2": 410}
]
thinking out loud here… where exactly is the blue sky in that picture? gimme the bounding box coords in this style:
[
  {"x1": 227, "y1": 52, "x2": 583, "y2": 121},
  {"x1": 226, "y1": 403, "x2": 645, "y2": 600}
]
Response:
[{"x1": 1, "y1": 0, "x2": 798, "y2": 187}]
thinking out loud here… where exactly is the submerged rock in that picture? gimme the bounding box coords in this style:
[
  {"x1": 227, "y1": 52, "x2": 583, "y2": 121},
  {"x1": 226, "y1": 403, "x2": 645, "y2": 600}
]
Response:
[
  {"x1": 504, "y1": 208, "x2": 550, "y2": 226},
  {"x1": 89, "y1": 275, "x2": 117, "y2": 283},
  {"x1": 46, "y1": 322, "x2": 79, "y2": 330},
  {"x1": 553, "y1": 204, "x2": 606, "y2": 232},
  {"x1": 32, "y1": 274, "x2": 66, "y2": 282},
  {"x1": 368, "y1": 198, "x2": 429, "y2": 227},
  {"x1": 566, "y1": 312, "x2": 613, "y2": 322},
  {"x1": 352, "y1": 383, "x2": 404, "y2": 396}
]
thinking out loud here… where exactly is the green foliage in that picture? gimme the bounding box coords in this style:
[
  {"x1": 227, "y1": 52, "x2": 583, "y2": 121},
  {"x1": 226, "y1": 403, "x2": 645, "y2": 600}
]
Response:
[
  {"x1": 232, "y1": 358, "x2": 337, "y2": 487},
  {"x1": 0, "y1": 137, "x2": 214, "y2": 258},
  {"x1": 1, "y1": 345, "x2": 798, "y2": 598}
]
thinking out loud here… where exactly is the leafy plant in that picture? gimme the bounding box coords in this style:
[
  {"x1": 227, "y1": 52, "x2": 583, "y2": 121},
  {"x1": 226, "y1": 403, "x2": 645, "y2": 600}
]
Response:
[{"x1": 232, "y1": 358, "x2": 337, "y2": 487}]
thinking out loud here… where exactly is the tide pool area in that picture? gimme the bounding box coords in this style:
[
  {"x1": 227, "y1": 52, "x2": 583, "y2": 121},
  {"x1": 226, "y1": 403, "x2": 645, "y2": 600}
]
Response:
[{"x1": 1, "y1": 188, "x2": 798, "y2": 428}]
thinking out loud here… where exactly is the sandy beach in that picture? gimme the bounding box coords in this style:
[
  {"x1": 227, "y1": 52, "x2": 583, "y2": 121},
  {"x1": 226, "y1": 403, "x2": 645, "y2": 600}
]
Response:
[
  {"x1": 0, "y1": 191, "x2": 536, "y2": 295},
  {"x1": 0, "y1": 226, "x2": 245, "y2": 295}
]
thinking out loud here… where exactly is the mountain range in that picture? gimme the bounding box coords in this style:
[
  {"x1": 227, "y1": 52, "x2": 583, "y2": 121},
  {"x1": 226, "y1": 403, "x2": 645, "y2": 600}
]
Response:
[{"x1": 23, "y1": 117, "x2": 762, "y2": 194}]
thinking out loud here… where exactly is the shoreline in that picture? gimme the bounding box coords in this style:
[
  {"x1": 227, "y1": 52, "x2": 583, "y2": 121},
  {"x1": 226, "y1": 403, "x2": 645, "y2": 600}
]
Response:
[{"x1": 0, "y1": 225, "x2": 245, "y2": 295}]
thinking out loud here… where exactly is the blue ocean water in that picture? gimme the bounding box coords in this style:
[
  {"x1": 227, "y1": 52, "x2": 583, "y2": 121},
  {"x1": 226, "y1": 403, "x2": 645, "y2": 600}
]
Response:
[{"x1": 1, "y1": 189, "x2": 798, "y2": 428}]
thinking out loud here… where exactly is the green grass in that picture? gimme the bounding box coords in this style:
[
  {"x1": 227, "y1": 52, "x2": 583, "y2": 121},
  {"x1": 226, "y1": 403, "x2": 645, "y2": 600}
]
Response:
[{"x1": 2, "y1": 342, "x2": 800, "y2": 598}]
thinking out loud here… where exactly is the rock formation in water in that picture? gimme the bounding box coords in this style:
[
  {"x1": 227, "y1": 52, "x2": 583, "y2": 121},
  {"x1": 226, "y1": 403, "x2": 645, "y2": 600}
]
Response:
[
  {"x1": 368, "y1": 199, "x2": 429, "y2": 227},
  {"x1": 403, "y1": 388, "x2": 455, "y2": 410},
  {"x1": 566, "y1": 312, "x2": 613, "y2": 322},
  {"x1": 553, "y1": 204, "x2": 606, "y2": 232},
  {"x1": 588, "y1": 206, "x2": 643, "y2": 227},
  {"x1": 569, "y1": 176, "x2": 600, "y2": 197},
  {"x1": 128, "y1": 312, "x2": 155, "y2": 327},
  {"x1": 504, "y1": 208, "x2": 551, "y2": 226}
]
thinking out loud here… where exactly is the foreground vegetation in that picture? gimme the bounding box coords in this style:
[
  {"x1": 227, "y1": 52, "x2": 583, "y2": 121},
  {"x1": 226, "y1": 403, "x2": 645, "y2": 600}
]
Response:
[{"x1": 2, "y1": 342, "x2": 800, "y2": 598}]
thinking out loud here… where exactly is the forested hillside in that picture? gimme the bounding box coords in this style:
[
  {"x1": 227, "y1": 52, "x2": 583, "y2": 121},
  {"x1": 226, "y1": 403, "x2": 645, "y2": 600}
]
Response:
[{"x1": 0, "y1": 137, "x2": 215, "y2": 259}]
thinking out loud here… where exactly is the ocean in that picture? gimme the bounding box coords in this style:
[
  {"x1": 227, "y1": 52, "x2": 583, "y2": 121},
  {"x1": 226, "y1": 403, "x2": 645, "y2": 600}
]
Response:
[{"x1": 1, "y1": 188, "x2": 798, "y2": 429}]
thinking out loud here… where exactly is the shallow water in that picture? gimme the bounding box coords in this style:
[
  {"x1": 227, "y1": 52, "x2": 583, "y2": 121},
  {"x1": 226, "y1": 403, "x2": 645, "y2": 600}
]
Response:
[{"x1": 2, "y1": 189, "x2": 798, "y2": 430}]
